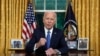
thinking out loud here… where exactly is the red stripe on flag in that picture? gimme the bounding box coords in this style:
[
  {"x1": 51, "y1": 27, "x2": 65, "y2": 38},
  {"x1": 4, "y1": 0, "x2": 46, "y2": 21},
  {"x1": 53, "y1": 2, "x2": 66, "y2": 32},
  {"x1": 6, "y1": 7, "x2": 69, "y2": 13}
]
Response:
[
  {"x1": 23, "y1": 20, "x2": 31, "y2": 38},
  {"x1": 22, "y1": 29, "x2": 27, "y2": 39}
]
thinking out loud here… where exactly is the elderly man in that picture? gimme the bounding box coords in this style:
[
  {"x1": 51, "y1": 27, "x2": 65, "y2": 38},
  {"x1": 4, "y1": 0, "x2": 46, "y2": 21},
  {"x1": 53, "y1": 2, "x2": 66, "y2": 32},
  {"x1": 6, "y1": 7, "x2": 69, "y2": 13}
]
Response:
[{"x1": 25, "y1": 12, "x2": 68, "y2": 56}]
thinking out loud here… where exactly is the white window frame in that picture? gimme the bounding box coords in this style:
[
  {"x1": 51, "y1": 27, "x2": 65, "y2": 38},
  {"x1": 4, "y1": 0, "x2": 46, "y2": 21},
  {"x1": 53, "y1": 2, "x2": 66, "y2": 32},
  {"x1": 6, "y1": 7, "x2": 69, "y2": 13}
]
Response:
[{"x1": 34, "y1": 0, "x2": 67, "y2": 27}]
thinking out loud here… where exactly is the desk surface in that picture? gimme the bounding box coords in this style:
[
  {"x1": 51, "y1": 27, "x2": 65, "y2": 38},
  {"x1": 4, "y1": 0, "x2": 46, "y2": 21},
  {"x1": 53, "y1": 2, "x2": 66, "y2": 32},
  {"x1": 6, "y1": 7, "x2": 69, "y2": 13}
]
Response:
[
  {"x1": 9, "y1": 48, "x2": 24, "y2": 50},
  {"x1": 0, "y1": 52, "x2": 95, "y2": 56},
  {"x1": 7, "y1": 48, "x2": 96, "y2": 56}
]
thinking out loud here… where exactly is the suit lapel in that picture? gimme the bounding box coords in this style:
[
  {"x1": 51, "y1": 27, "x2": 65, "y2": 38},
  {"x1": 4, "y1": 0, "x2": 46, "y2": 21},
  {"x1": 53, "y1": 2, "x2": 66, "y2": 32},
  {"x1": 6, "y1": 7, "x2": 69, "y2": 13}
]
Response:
[
  {"x1": 50, "y1": 28, "x2": 57, "y2": 47},
  {"x1": 40, "y1": 27, "x2": 45, "y2": 38}
]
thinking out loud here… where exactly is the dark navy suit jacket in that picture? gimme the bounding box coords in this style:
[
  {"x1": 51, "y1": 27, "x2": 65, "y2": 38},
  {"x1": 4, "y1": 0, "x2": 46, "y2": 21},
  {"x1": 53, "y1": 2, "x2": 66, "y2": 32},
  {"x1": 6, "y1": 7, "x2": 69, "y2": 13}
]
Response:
[{"x1": 25, "y1": 27, "x2": 68, "y2": 54}]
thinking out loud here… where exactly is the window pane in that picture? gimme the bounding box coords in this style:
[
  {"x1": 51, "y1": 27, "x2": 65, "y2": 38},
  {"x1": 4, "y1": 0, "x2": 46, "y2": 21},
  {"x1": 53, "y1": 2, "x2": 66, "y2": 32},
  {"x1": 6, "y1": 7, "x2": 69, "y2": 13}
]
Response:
[
  {"x1": 46, "y1": 0, "x2": 55, "y2": 10},
  {"x1": 57, "y1": 12, "x2": 65, "y2": 29},
  {"x1": 57, "y1": 0, "x2": 67, "y2": 10},
  {"x1": 35, "y1": 0, "x2": 44, "y2": 10},
  {"x1": 35, "y1": 12, "x2": 44, "y2": 27}
]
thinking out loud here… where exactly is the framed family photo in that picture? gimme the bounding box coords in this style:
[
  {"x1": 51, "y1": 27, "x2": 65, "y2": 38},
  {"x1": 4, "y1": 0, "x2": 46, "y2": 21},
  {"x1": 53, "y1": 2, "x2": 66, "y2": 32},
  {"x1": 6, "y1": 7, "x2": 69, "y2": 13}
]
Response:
[
  {"x1": 10, "y1": 39, "x2": 23, "y2": 49},
  {"x1": 78, "y1": 38, "x2": 89, "y2": 50}
]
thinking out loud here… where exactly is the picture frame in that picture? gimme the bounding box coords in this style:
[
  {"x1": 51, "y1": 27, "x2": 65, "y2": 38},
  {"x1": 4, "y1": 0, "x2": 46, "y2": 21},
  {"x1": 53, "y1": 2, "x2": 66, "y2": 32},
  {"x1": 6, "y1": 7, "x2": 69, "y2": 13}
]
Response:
[
  {"x1": 10, "y1": 39, "x2": 23, "y2": 49},
  {"x1": 78, "y1": 38, "x2": 89, "y2": 50},
  {"x1": 67, "y1": 41, "x2": 77, "y2": 49}
]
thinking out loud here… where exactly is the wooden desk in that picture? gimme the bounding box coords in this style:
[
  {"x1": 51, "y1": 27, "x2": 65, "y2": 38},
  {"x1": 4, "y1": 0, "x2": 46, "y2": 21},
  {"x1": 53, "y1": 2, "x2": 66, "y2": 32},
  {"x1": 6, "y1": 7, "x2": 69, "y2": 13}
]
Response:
[
  {"x1": 0, "y1": 52, "x2": 95, "y2": 56},
  {"x1": 8, "y1": 48, "x2": 94, "y2": 56},
  {"x1": 8, "y1": 48, "x2": 25, "y2": 53}
]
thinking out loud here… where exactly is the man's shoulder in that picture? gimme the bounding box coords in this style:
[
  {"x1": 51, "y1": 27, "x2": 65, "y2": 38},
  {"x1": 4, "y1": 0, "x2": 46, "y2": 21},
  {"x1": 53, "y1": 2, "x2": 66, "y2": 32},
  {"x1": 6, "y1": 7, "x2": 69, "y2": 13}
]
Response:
[
  {"x1": 34, "y1": 27, "x2": 44, "y2": 32},
  {"x1": 54, "y1": 28, "x2": 61, "y2": 31},
  {"x1": 54, "y1": 28, "x2": 63, "y2": 33}
]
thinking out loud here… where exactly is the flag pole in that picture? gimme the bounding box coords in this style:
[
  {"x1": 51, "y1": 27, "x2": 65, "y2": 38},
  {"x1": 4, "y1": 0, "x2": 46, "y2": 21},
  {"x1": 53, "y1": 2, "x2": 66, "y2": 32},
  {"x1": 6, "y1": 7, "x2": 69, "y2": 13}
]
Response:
[
  {"x1": 28, "y1": 0, "x2": 35, "y2": 15},
  {"x1": 29, "y1": 0, "x2": 32, "y2": 3},
  {"x1": 65, "y1": 0, "x2": 72, "y2": 19},
  {"x1": 68, "y1": 0, "x2": 72, "y2": 5},
  {"x1": 29, "y1": 0, "x2": 37, "y2": 28},
  {"x1": 69, "y1": 0, "x2": 71, "y2": 28}
]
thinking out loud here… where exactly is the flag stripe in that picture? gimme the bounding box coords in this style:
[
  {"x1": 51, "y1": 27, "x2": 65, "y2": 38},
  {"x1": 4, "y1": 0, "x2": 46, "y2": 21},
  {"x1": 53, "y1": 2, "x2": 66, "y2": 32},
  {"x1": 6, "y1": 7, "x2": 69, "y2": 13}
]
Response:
[{"x1": 24, "y1": 20, "x2": 31, "y2": 37}]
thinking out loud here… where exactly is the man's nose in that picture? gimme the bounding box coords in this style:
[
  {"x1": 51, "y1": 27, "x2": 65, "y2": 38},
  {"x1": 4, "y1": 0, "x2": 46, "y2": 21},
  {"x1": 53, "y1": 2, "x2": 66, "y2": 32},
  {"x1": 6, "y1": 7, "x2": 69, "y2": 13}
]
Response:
[{"x1": 48, "y1": 19, "x2": 51, "y2": 23}]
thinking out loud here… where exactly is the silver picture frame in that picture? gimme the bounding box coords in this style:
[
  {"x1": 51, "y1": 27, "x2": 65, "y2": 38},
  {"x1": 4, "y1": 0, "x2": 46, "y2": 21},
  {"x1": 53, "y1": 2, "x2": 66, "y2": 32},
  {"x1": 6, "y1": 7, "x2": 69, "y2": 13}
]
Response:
[
  {"x1": 10, "y1": 39, "x2": 23, "y2": 49},
  {"x1": 78, "y1": 38, "x2": 89, "y2": 50}
]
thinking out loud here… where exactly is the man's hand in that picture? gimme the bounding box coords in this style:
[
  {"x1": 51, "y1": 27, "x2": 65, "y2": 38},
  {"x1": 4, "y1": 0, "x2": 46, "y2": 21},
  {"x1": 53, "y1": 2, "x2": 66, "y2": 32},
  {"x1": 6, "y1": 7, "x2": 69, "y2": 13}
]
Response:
[
  {"x1": 36, "y1": 38, "x2": 46, "y2": 48},
  {"x1": 45, "y1": 48, "x2": 57, "y2": 56}
]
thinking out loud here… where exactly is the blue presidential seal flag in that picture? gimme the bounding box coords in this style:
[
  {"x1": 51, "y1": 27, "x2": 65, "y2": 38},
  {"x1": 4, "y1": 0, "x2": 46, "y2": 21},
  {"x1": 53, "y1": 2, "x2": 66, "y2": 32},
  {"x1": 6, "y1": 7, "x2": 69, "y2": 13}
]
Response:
[{"x1": 64, "y1": 3, "x2": 78, "y2": 41}]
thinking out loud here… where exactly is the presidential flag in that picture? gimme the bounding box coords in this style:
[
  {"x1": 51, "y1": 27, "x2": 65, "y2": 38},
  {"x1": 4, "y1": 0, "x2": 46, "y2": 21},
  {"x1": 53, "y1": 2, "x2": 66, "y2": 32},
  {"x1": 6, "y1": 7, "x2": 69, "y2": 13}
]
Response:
[
  {"x1": 22, "y1": 3, "x2": 36, "y2": 41},
  {"x1": 64, "y1": 3, "x2": 78, "y2": 41}
]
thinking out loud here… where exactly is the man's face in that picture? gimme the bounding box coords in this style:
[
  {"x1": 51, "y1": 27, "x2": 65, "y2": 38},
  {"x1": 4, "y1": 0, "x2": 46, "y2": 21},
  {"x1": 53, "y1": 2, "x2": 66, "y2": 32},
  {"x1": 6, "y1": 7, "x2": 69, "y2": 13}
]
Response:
[{"x1": 43, "y1": 12, "x2": 56, "y2": 29}]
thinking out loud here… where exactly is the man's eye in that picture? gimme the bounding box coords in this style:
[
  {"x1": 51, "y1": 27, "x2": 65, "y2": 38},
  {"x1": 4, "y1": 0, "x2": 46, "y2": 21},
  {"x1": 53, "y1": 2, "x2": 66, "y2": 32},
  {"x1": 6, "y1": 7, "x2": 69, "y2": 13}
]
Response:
[{"x1": 46, "y1": 18, "x2": 49, "y2": 20}]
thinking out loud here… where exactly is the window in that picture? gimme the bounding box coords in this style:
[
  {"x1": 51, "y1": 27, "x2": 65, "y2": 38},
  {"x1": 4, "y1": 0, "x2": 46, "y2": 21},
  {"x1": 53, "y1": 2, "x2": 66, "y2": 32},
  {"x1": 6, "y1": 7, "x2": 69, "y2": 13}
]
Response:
[{"x1": 33, "y1": 0, "x2": 68, "y2": 29}]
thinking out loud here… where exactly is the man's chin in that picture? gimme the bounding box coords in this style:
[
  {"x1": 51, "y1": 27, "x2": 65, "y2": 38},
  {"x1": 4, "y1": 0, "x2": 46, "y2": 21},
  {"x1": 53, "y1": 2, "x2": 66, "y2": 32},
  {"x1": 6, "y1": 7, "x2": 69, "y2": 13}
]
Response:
[{"x1": 46, "y1": 27, "x2": 52, "y2": 29}]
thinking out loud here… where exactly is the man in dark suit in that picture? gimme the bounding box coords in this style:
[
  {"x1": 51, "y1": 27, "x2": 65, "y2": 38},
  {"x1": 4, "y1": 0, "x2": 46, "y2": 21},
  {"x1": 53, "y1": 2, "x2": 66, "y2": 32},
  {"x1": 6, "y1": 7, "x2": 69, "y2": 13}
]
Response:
[{"x1": 25, "y1": 12, "x2": 68, "y2": 56}]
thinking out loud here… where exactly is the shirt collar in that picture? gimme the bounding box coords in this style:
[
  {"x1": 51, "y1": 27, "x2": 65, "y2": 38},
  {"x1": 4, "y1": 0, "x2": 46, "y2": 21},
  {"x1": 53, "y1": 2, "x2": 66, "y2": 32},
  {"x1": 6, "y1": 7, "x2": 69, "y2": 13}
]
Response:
[
  {"x1": 44, "y1": 27, "x2": 53, "y2": 33},
  {"x1": 44, "y1": 27, "x2": 53, "y2": 38}
]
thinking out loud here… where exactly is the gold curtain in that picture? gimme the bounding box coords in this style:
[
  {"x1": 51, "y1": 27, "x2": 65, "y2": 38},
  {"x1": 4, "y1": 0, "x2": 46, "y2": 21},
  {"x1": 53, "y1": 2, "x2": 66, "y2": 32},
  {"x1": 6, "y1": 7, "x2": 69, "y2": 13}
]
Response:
[
  {"x1": 0, "y1": 0, "x2": 100, "y2": 56},
  {"x1": 0, "y1": 0, "x2": 28, "y2": 53},
  {"x1": 72, "y1": 0, "x2": 100, "y2": 56}
]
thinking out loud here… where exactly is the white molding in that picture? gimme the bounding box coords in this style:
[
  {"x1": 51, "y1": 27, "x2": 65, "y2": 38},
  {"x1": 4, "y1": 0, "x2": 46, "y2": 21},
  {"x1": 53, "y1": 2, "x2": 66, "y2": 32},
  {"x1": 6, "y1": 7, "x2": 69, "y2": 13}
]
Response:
[
  {"x1": 55, "y1": 0, "x2": 57, "y2": 10},
  {"x1": 44, "y1": 0, "x2": 46, "y2": 10},
  {"x1": 34, "y1": 10, "x2": 66, "y2": 12}
]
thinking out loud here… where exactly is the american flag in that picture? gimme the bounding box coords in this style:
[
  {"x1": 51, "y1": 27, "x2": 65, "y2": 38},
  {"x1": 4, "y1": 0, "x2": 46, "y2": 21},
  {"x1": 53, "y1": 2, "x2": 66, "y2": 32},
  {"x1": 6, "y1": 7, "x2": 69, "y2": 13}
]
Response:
[{"x1": 22, "y1": 3, "x2": 36, "y2": 41}]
